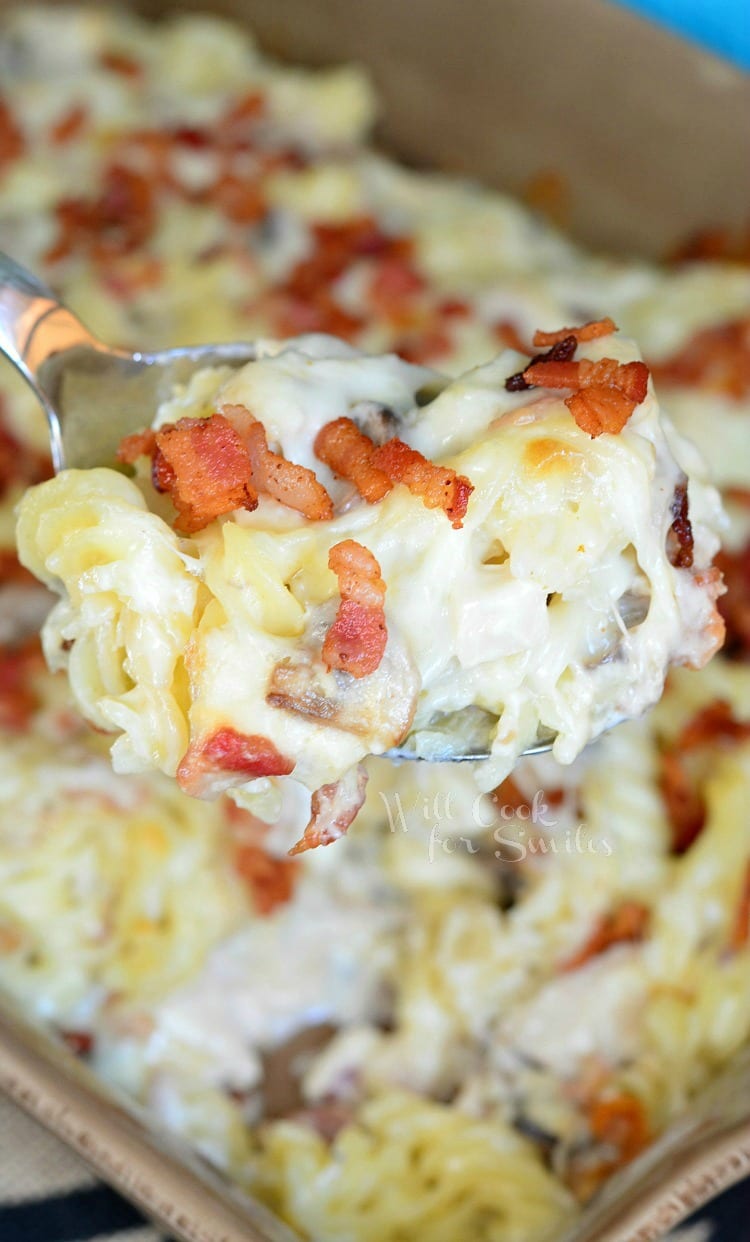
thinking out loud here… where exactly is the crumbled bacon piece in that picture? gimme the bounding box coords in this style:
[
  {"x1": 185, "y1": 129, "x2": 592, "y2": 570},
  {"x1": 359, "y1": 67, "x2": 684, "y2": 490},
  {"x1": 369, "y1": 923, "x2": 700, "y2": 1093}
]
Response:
[
  {"x1": 659, "y1": 700, "x2": 750, "y2": 853},
  {"x1": 221, "y1": 89, "x2": 266, "y2": 137},
  {"x1": 667, "y1": 479, "x2": 694, "y2": 569},
  {"x1": 532, "y1": 318, "x2": 617, "y2": 347},
  {"x1": 505, "y1": 334, "x2": 577, "y2": 392},
  {"x1": 143, "y1": 415, "x2": 257, "y2": 534},
  {"x1": 99, "y1": 50, "x2": 142, "y2": 78},
  {"x1": 46, "y1": 163, "x2": 156, "y2": 263},
  {"x1": 491, "y1": 774, "x2": 565, "y2": 817},
  {"x1": 494, "y1": 320, "x2": 532, "y2": 354},
  {"x1": 211, "y1": 172, "x2": 267, "y2": 225},
  {"x1": 522, "y1": 169, "x2": 570, "y2": 230},
  {"x1": 289, "y1": 763, "x2": 368, "y2": 855},
  {"x1": 116, "y1": 428, "x2": 157, "y2": 464},
  {"x1": 566, "y1": 1090, "x2": 650, "y2": 1202},
  {"x1": 323, "y1": 539, "x2": 387, "y2": 679},
  {"x1": 669, "y1": 224, "x2": 750, "y2": 266},
  {"x1": 524, "y1": 357, "x2": 649, "y2": 402},
  {"x1": 49, "y1": 103, "x2": 88, "y2": 146},
  {"x1": 266, "y1": 216, "x2": 412, "y2": 341},
  {"x1": 715, "y1": 540, "x2": 750, "y2": 660},
  {"x1": 675, "y1": 698, "x2": 750, "y2": 751},
  {"x1": 394, "y1": 326, "x2": 453, "y2": 366},
  {"x1": 59, "y1": 1029, "x2": 94, "y2": 1057},
  {"x1": 589, "y1": 1093, "x2": 649, "y2": 1163},
  {"x1": 314, "y1": 417, "x2": 473, "y2": 526},
  {"x1": 222, "y1": 404, "x2": 333, "y2": 521},
  {"x1": 659, "y1": 750, "x2": 705, "y2": 854},
  {"x1": 0, "y1": 638, "x2": 44, "y2": 732},
  {"x1": 233, "y1": 838, "x2": 298, "y2": 915},
  {"x1": 0, "y1": 97, "x2": 23, "y2": 175},
  {"x1": 100, "y1": 254, "x2": 164, "y2": 302},
  {"x1": 650, "y1": 317, "x2": 750, "y2": 400},
  {"x1": 226, "y1": 801, "x2": 298, "y2": 913},
  {"x1": 560, "y1": 902, "x2": 650, "y2": 972},
  {"x1": 730, "y1": 861, "x2": 750, "y2": 953},
  {"x1": 368, "y1": 257, "x2": 426, "y2": 326},
  {"x1": 177, "y1": 727, "x2": 295, "y2": 799},
  {"x1": 372, "y1": 438, "x2": 473, "y2": 528},
  {"x1": 314, "y1": 417, "x2": 393, "y2": 504},
  {"x1": 523, "y1": 356, "x2": 649, "y2": 437}
]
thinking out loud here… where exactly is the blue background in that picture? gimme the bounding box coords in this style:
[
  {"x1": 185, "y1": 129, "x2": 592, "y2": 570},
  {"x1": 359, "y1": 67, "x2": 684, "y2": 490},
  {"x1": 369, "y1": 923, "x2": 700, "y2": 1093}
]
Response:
[{"x1": 612, "y1": 0, "x2": 750, "y2": 68}]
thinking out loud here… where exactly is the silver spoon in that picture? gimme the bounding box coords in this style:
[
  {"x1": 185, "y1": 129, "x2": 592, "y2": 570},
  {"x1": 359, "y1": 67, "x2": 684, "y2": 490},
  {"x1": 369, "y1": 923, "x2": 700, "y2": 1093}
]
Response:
[{"x1": 0, "y1": 251, "x2": 646, "y2": 762}]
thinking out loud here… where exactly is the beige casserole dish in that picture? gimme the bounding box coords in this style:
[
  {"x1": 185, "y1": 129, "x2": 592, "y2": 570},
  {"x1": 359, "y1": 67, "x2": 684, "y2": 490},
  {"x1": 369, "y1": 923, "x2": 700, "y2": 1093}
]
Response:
[{"x1": 1, "y1": 1, "x2": 750, "y2": 1240}]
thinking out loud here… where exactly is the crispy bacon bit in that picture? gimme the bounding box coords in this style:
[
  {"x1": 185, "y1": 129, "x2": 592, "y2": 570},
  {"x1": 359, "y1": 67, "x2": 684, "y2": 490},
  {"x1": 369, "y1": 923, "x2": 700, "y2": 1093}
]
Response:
[
  {"x1": 589, "y1": 1092, "x2": 649, "y2": 1162},
  {"x1": 222, "y1": 404, "x2": 333, "y2": 521},
  {"x1": 676, "y1": 698, "x2": 750, "y2": 751},
  {"x1": 177, "y1": 727, "x2": 295, "y2": 799},
  {"x1": 564, "y1": 386, "x2": 635, "y2": 438},
  {"x1": 524, "y1": 357, "x2": 649, "y2": 402},
  {"x1": 314, "y1": 417, "x2": 393, "y2": 504},
  {"x1": 522, "y1": 169, "x2": 570, "y2": 229},
  {"x1": 505, "y1": 334, "x2": 577, "y2": 392},
  {"x1": 0, "y1": 923, "x2": 22, "y2": 955},
  {"x1": 659, "y1": 750, "x2": 705, "y2": 854},
  {"x1": 150, "y1": 415, "x2": 257, "y2": 533},
  {"x1": 116, "y1": 428, "x2": 157, "y2": 464},
  {"x1": 730, "y1": 861, "x2": 750, "y2": 953},
  {"x1": 491, "y1": 774, "x2": 565, "y2": 816},
  {"x1": 651, "y1": 317, "x2": 750, "y2": 400},
  {"x1": 221, "y1": 89, "x2": 266, "y2": 134},
  {"x1": 523, "y1": 356, "x2": 650, "y2": 438},
  {"x1": 99, "y1": 50, "x2": 142, "y2": 78},
  {"x1": 46, "y1": 163, "x2": 156, "y2": 264},
  {"x1": 669, "y1": 223, "x2": 750, "y2": 266},
  {"x1": 667, "y1": 479, "x2": 694, "y2": 569},
  {"x1": 233, "y1": 838, "x2": 298, "y2": 915},
  {"x1": 0, "y1": 638, "x2": 44, "y2": 732},
  {"x1": 494, "y1": 321, "x2": 532, "y2": 354},
  {"x1": 659, "y1": 700, "x2": 750, "y2": 853},
  {"x1": 314, "y1": 417, "x2": 473, "y2": 527},
  {"x1": 533, "y1": 318, "x2": 617, "y2": 348},
  {"x1": 372, "y1": 438, "x2": 473, "y2": 528},
  {"x1": 323, "y1": 539, "x2": 387, "y2": 679},
  {"x1": 59, "y1": 1029, "x2": 94, "y2": 1057},
  {"x1": 566, "y1": 1089, "x2": 650, "y2": 1202},
  {"x1": 267, "y1": 216, "x2": 411, "y2": 341},
  {"x1": 289, "y1": 763, "x2": 368, "y2": 855},
  {"x1": 49, "y1": 103, "x2": 87, "y2": 146},
  {"x1": 211, "y1": 172, "x2": 267, "y2": 225},
  {"x1": 0, "y1": 97, "x2": 23, "y2": 175},
  {"x1": 715, "y1": 540, "x2": 750, "y2": 660},
  {"x1": 227, "y1": 800, "x2": 298, "y2": 914},
  {"x1": 560, "y1": 902, "x2": 650, "y2": 972}
]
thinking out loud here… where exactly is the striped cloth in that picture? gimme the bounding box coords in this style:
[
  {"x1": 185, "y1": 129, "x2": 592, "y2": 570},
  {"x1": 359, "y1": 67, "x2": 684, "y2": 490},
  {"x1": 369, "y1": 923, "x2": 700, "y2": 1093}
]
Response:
[
  {"x1": 0, "y1": 1095, "x2": 161, "y2": 1242},
  {"x1": 1, "y1": 1091, "x2": 747, "y2": 1242}
]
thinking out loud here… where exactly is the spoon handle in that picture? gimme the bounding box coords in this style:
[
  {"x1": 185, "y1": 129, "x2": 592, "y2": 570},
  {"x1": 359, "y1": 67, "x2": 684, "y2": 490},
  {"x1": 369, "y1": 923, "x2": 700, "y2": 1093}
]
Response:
[{"x1": 0, "y1": 251, "x2": 103, "y2": 467}]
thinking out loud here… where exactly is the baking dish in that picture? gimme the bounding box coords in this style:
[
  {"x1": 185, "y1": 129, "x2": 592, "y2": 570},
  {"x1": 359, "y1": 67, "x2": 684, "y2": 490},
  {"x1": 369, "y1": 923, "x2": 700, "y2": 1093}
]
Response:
[{"x1": 1, "y1": 2, "x2": 749, "y2": 1239}]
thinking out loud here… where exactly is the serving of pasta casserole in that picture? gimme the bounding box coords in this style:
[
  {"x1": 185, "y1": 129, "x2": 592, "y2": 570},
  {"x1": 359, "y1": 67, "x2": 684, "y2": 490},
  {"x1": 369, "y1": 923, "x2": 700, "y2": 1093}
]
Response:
[{"x1": 1, "y1": 7, "x2": 750, "y2": 1241}]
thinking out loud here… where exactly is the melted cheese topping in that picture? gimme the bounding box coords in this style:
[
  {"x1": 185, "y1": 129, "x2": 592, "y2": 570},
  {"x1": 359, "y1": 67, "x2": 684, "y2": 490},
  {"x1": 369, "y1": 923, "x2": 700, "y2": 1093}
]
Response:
[{"x1": 16, "y1": 330, "x2": 724, "y2": 822}]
